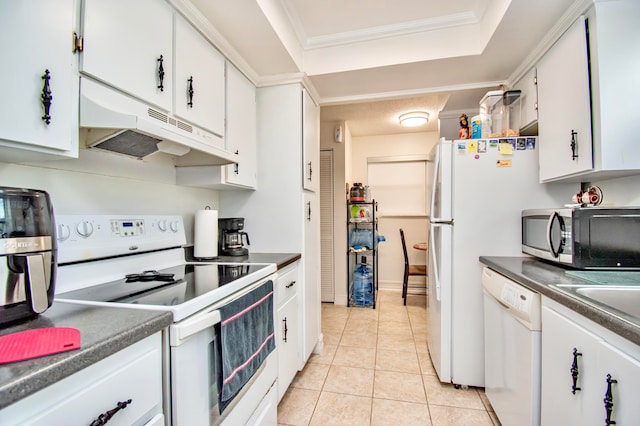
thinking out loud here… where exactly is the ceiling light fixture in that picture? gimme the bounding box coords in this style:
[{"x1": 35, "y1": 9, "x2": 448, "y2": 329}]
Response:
[{"x1": 399, "y1": 111, "x2": 429, "y2": 127}]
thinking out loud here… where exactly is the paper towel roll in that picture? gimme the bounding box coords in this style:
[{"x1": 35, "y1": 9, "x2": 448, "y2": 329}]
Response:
[{"x1": 194, "y1": 208, "x2": 218, "y2": 258}]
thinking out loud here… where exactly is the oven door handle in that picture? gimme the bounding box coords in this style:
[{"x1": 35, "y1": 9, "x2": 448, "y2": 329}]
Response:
[{"x1": 170, "y1": 309, "x2": 221, "y2": 346}]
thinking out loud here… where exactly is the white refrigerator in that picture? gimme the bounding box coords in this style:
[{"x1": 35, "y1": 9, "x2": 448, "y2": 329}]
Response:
[{"x1": 427, "y1": 138, "x2": 572, "y2": 387}]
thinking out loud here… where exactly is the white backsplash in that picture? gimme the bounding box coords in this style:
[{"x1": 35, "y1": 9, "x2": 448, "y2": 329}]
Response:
[{"x1": 0, "y1": 149, "x2": 219, "y2": 244}]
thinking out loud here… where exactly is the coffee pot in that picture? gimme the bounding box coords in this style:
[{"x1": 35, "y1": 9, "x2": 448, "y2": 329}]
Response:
[
  {"x1": 0, "y1": 187, "x2": 57, "y2": 325},
  {"x1": 218, "y1": 218, "x2": 250, "y2": 256}
]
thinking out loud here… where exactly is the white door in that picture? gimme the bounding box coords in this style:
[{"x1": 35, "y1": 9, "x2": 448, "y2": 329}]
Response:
[
  {"x1": 320, "y1": 150, "x2": 335, "y2": 302},
  {"x1": 302, "y1": 89, "x2": 319, "y2": 192},
  {"x1": 427, "y1": 221, "x2": 452, "y2": 383},
  {"x1": 537, "y1": 16, "x2": 593, "y2": 181},
  {"x1": 81, "y1": 0, "x2": 173, "y2": 111},
  {"x1": 225, "y1": 63, "x2": 257, "y2": 188},
  {"x1": 173, "y1": 13, "x2": 225, "y2": 138},
  {"x1": 0, "y1": 0, "x2": 78, "y2": 154},
  {"x1": 429, "y1": 140, "x2": 453, "y2": 222}
]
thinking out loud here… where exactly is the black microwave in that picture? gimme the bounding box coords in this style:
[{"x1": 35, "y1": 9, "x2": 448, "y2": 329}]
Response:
[{"x1": 521, "y1": 207, "x2": 640, "y2": 269}]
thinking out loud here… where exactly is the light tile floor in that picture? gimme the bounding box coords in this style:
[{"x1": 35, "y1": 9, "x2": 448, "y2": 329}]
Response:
[{"x1": 277, "y1": 290, "x2": 501, "y2": 426}]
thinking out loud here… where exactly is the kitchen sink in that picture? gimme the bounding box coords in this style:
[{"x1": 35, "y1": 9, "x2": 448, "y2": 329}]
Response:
[{"x1": 574, "y1": 286, "x2": 640, "y2": 319}]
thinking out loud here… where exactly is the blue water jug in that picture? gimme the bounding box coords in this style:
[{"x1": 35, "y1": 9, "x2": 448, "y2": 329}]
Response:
[{"x1": 353, "y1": 256, "x2": 373, "y2": 306}]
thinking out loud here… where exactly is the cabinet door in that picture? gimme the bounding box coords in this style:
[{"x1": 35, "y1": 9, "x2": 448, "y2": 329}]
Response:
[
  {"x1": 277, "y1": 295, "x2": 299, "y2": 401},
  {"x1": 541, "y1": 306, "x2": 603, "y2": 426},
  {"x1": 81, "y1": 0, "x2": 173, "y2": 112},
  {"x1": 174, "y1": 13, "x2": 225, "y2": 139},
  {"x1": 596, "y1": 341, "x2": 640, "y2": 424},
  {"x1": 513, "y1": 67, "x2": 538, "y2": 132},
  {"x1": 225, "y1": 63, "x2": 257, "y2": 188},
  {"x1": 537, "y1": 16, "x2": 593, "y2": 182},
  {"x1": 0, "y1": 0, "x2": 78, "y2": 154},
  {"x1": 302, "y1": 89, "x2": 319, "y2": 192},
  {"x1": 301, "y1": 192, "x2": 321, "y2": 365}
]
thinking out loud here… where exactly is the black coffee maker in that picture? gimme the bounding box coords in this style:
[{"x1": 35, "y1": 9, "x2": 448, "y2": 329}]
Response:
[{"x1": 218, "y1": 218, "x2": 250, "y2": 256}]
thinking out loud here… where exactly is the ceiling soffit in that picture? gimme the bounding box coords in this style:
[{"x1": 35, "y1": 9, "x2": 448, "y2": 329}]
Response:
[{"x1": 257, "y1": 0, "x2": 512, "y2": 76}]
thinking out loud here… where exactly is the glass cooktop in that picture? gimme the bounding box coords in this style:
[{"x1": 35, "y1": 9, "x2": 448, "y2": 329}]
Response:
[{"x1": 58, "y1": 263, "x2": 269, "y2": 307}]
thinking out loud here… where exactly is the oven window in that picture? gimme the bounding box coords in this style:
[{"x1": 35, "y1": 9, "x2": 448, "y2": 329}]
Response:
[{"x1": 523, "y1": 216, "x2": 550, "y2": 251}]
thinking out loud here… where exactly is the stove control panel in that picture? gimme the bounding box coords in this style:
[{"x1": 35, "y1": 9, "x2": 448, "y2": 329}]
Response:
[{"x1": 55, "y1": 215, "x2": 186, "y2": 264}]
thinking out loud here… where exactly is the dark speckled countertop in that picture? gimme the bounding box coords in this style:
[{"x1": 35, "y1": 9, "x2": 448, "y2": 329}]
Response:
[
  {"x1": 0, "y1": 302, "x2": 172, "y2": 410},
  {"x1": 479, "y1": 256, "x2": 640, "y2": 347}
]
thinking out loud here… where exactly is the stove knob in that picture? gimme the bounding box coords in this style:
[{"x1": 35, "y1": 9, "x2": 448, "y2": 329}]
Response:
[
  {"x1": 57, "y1": 224, "x2": 70, "y2": 241},
  {"x1": 75, "y1": 221, "x2": 94, "y2": 238},
  {"x1": 158, "y1": 220, "x2": 167, "y2": 232},
  {"x1": 169, "y1": 220, "x2": 179, "y2": 233}
]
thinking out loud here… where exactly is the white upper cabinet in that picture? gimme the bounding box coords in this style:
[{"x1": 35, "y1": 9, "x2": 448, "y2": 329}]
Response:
[
  {"x1": 225, "y1": 63, "x2": 257, "y2": 188},
  {"x1": 0, "y1": 0, "x2": 79, "y2": 160},
  {"x1": 80, "y1": 0, "x2": 173, "y2": 112},
  {"x1": 302, "y1": 89, "x2": 320, "y2": 192},
  {"x1": 513, "y1": 67, "x2": 538, "y2": 134},
  {"x1": 173, "y1": 13, "x2": 225, "y2": 139},
  {"x1": 537, "y1": 16, "x2": 593, "y2": 182},
  {"x1": 537, "y1": 0, "x2": 640, "y2": 182}
]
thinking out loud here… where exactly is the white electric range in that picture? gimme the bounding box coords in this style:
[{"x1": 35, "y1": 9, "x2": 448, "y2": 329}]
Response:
[{"x1": 54, "y1": 215, "x2": 279, "y2": 425}]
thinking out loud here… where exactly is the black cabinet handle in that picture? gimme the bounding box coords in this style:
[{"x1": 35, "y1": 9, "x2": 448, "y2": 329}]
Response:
[
  {"x1": 40, "y1": 69, "x2": 52, "y2": 125},
  {"x1": 604, "y1": 374, "x2": 617, "y2": 425},
  {"x1": 283, "y1": 317, "x2": 288, "y2": 343},
  {"x1": 234, "y1": 163, "x2": 239, "y2": 175},
  {"x1": 187, "y1": 76, "x2": 194, "y2": 108},
  {"x1": 89, "y1": 399, "x2": 132, "y2": 426},
  {"x1": 157, "y1": 55, "x2": 165, "y2": 92},
  {"x1": 570, "y1": 348, "x2": 582, "y2": 394},
  {"x1": 307, "y1": 201, "x2": 311, "y2": 221},
  {"x1": 285, "y1": 280, "x2": 296, "y2": 289},
  {"x1": 308, "y1": 161, "x2": 313, "y2": 181},
  {"x1": 570, "y1": 129, "x2": 579, "y2": 160}
]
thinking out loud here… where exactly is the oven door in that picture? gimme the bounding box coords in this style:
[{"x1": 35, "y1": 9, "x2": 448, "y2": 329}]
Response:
[
  {"x1": 168, "y1": 277, "x2": 277, "y2": 425},
  {"x1": 169, "y1": 307, "x2": 222, "y2": 425},
  {"x1": 521, "y1": 209, "x2": 573, "y2": 265}
]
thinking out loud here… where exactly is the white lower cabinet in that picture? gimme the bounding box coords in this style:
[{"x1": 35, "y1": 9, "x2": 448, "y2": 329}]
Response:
[
  {"x1": 276, "y1": 263, "x2": 300, "y2": 401},
  {"x1": 541, "y1": 300, "x2": 640, "y2": 425},
  {"x1": 0, "y1": 333, "x2": 164, "y2": 426}
]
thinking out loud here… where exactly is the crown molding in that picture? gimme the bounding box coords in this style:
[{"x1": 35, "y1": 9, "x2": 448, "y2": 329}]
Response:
[
  {"x1": 507, "y1": 0, "x2": 594, "y2": 86},
  {"x1": 305, "y1": 12, "x2": 479, "y2": 50},
  {"x1": 319, "y1": 80, "x2": 506, "y2": 106},
  {"x1": 168, "y1": 0, "x2": 261, "y2": 85}
]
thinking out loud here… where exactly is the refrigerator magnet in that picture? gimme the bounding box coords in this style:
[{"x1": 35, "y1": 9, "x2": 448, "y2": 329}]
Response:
[
  {"x1": 498, "y1": 143, "x2": 513, "y2": 155},
  {"x1": 517, "y1": 138, "x2": 526, "y2": 150},
  {"x1": 457, "y1": 141, "x2": 467, "y2": 151},
  {"x1": 467, "y1": 141, "x2": 477, "y2": 153},
  {"x1": 526, "y1": 138, "x2": 536, "y2": 149},
  {"x1": 477, "y1": 140, "x2": 487, "y2": 153},
  {"x1": 489, "y1": 139, "x2": 499, "y2": 147},
  {"x1": 496, "y1": 159, "x2": 513, "y2": 168}
]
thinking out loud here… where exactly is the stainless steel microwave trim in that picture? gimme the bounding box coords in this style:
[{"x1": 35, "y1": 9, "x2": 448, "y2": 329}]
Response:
[
  {"x1": 521, "y1": 208, "x2": 573, "y2": 265},
  {"x1": 0, "y1": 236, "x2": 53, "y2": 256}
]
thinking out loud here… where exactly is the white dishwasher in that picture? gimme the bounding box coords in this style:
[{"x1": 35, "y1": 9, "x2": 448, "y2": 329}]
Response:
[{"x1": 482, "y1": 267, "x2": 542, "y2": 426}]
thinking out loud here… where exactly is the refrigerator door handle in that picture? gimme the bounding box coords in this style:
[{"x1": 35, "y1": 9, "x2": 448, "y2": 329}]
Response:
[
  {"x1": 430, "y1": 223, "x2": 441, "y2": 302},
  {"x1": 429, "y1": 144, "x2": 440, "y2": 221}
]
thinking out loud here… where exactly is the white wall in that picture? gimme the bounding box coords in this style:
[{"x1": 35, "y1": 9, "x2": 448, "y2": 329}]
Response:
[
  {"x1": 0, "y1": 149, "x2": 219, "y2": 244},
  {"x1": 350, "y1": 131, "x2": 439, "y2": 293},
  {"x1": 590, "y1": 175, "x2": 640, "y2": 206}
]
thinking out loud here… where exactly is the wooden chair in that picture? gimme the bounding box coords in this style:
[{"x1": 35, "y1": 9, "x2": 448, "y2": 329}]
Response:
[{"x1": 400, "y1": 228, "x2": 427, "y2": 305}]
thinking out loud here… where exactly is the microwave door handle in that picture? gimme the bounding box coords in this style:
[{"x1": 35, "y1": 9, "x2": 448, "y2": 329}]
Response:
[
  {"x1": 430, "y1": 223, "x2": 441, "y2": 302},
  {"x1": 547, "y1": 212, "x2": 561, "y2": 258},
  {"x1": 170, "y1": 309, "x2": 221, "y2": 346}
]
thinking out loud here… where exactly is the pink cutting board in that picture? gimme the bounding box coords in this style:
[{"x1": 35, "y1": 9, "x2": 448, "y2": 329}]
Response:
[{"x1": 0, "y1": 328, "x2": 81, "y2": 364}]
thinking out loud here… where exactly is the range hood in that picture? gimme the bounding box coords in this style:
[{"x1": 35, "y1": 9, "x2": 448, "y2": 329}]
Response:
[{"x1": 79, "y1": 77, "x2": 236, "y2": 166}]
